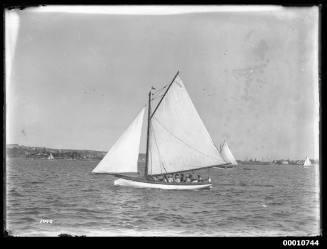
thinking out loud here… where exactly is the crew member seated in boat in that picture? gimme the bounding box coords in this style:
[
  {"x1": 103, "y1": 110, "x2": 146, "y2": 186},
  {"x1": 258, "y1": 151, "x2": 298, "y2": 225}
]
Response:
[
  {"x1": 191, "y1": 174, "x2": 196, "y2": 182},
  {"x1": 174, "y1": 174, "x2": 181, "y2": 183},
  {"x1": 197, "y1": 175, "x2": 202, "y2": 182},
  {"x1": 180, "y1": 173, "x2": 185, "y2": 182},
  {"x1": 192, "y1": 179, "x2": 198, "y2": 183},
  {"x1": 186, "y1": 174, "x2": 191, "y2": 183},
  {"x1": 168, "y1": 175, "x2": 174, "y2": 183},
  {"x1": 159, "y1": 175, "x2": 166, "y2": 182},
  {"x1": 152, "y1": 176, "x2": 157, "y2": 182}
]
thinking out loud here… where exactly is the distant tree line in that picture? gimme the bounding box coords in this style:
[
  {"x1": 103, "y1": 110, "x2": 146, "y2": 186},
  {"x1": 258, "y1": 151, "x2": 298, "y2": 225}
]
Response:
[{"x1": 6, "y1": 145, "x2": 106, "y2": 160}]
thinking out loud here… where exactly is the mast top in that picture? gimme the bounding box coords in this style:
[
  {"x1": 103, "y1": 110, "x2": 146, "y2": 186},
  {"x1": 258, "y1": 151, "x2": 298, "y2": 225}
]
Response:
[{"x1": 151, "y1": 70, "x2": 180, "y2": 119}]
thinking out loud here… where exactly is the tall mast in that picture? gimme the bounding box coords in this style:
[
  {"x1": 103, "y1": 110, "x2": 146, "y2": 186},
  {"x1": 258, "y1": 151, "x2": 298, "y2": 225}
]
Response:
[
  {"x1": 144, "y1": 90, "x2": 151, "y2": 178},
  {"x1": 145, "y1": 71, "x2": 179, "y2": 177}
]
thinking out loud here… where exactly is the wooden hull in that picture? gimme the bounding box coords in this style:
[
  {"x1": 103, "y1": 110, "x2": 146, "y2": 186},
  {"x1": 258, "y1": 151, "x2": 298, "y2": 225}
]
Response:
[{"x1": 114, "y1": 178, "x2": 212, "y2": 190}]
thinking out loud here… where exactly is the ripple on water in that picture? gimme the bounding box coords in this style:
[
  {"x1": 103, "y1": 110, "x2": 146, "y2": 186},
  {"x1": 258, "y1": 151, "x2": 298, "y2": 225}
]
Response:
[{"x1": 6, "y1": 158, "x2": 320, "y2": 236}]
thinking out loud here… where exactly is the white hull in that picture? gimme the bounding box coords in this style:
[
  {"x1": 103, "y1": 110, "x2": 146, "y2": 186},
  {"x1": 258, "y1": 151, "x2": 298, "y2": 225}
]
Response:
[{"x1": 114, "y1": 178, "x2": 212, "y2": 190}]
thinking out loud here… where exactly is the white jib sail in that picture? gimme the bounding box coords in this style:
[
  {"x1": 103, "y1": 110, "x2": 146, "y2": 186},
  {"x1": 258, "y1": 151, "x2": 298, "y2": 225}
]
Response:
[
  {"x1": 148, "y1": 76, "x2": 226, "y2": 175},
  {"x1": 92, "y1": 107, "x2": 145, "y2": 174},
  {"x1": 303, "y1": 157, "x2": 311, "y2": 167},
  {"x1": 220, "y1": 142, "x2": 237, "y2": 165}
]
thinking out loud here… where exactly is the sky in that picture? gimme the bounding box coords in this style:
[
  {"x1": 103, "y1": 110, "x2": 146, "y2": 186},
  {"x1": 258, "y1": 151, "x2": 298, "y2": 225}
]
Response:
[{"x1": 6, "y1": 6, "x2": 319, "y2": 160}]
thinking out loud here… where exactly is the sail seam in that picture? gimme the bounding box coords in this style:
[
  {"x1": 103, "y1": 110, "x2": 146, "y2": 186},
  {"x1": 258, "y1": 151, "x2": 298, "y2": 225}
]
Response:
[
  {"x1": 153, "y1": 117, "x2": 222, "y2": 161},
  {"x1": 151, "y1": 123, "x2": 168, "y2": 174}
]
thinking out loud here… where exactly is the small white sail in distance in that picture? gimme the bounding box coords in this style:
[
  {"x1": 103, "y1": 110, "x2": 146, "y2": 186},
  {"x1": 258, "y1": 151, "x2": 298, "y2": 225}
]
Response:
[
  {"x1": 303, "y1": 156, "x2": 312, "y2": 167},
  {"x1": 92, "y1": 107, "x2": 145, "y2": 174},
  {"x1": 220, "y1": 141, "x2": 237, "y2": 165}
]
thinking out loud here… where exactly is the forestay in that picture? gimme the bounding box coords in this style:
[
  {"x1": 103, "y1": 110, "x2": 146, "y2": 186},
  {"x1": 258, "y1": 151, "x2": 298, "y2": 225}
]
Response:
[
  {"x1": 220, "y1": 142, "x2": 237, "y2": 165},
  {"x1": 148, "y1": 76, "x2": 226, "y2": 175},
  {"x1": 92, "y1": 107, "x2": 145, "y2": 174}
]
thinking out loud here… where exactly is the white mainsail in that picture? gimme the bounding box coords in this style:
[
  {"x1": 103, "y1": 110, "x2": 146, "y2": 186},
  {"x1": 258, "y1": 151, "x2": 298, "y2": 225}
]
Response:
[
  {"x1": 303, "y1": 156, "x2": 312, "y2": 167},
  {"x1": 148, "y1": 76, "x2": 227, "y2": 175},
  {"x1": 220, "y1": 142, "x2": 237, "y2": 165},
  {"x1": 92, "y1": 107, "x2": 145, "y2": 174}
]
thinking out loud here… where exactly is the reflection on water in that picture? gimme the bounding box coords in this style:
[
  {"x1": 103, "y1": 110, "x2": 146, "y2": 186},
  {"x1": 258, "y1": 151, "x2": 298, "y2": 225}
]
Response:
[{"x1": 6, "y1": 158, "x2": 320, "y2": 236}]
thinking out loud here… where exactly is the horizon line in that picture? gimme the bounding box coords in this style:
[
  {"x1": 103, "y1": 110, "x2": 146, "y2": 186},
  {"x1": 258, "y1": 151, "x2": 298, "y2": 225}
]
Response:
[{"x1": 5, "y1": 143, "x2": 318, "y2": 160}]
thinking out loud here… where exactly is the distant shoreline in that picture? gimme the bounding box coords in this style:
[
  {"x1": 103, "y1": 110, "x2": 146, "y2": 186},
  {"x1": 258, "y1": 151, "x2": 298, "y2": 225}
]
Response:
[
  {"x1": 6, "y1": 144, "x2": 318, "y2": 165},
  {"x1": 6, "y1": 144, "x2": 106, "y2": 160}
]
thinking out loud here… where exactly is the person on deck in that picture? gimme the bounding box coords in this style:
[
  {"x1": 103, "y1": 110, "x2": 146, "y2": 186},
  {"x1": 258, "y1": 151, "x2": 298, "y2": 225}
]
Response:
[
  {"x1": 197, "y1": 175, "x2": 202, "y2": 182},
  {"x1": 180, "y1": 174, "x2": 185, "y2": 182},
  {"x1": 175, "y1": 174, "x2": 181, "y2": 183},
  {"x1": 186, "y1": 174, "x2": 191, "y2": 183},
  {"x1": 192, "y1": 179, "x2": 198, "y2": 183}
]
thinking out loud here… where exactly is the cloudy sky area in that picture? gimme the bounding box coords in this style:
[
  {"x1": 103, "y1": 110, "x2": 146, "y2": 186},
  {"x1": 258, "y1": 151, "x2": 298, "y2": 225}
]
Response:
[{"x1": 6, "y1": 6, "x2": 319, "y2": 160}]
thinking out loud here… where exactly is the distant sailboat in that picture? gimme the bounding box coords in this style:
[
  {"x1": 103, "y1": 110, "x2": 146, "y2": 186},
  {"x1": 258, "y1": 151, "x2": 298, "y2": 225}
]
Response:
[
  {"x1": 303, "y1": 156, "x2": 312, "y2": 167},
  {"x1": 214, "y1": 141, "x2": 237, "y2": 169},
  {"x1": 48, "y1": 153, "x2": 54, "y2": 160},
  {"x1": 92, "y1": 71, "x2": 230, "y2": 190},
  {"x1": 220, "y1": 141, "x2": 238, "y2": 165}
]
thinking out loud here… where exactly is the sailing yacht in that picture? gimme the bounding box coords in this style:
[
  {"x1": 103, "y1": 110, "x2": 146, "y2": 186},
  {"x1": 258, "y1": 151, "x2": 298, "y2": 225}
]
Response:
[
  {"x1": 48, "y1": 153, "x2": 54, "y2": 160},
  {"x1": 214, "y1": 141, "x2": 237, "y2": 169},
  {"x1": 303, "y1": 156, "x2": 312, "y2": 167},
  {"x1": 92, "y1": 71, "x2": 230, "y2": 190}
]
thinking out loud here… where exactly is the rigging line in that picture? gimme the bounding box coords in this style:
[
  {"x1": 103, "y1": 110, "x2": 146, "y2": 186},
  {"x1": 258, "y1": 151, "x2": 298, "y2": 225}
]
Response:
[
  {"x1": 151, "y1": 71, "x2": 179, "y2": 119},
  {"x1": 152, "y1": 92, "x2": 164, "y2": 98},
  {"x1": 152, "y1": 117, "x2": 222, "y2": 161},
  {"x1": 149, "y1": 137, "x2": 152, "y2": 175},
  {"x1": 152, "y1": 126, "x2": 168, "y2": 175},
  {"x1": 151, "y1": 122, "x2": 168, "y2": 175},
  {"x1": 214, "y1": 143, "x2": 221, "y2": 153},
  {"x1": 152, "y1": 86, "x2": 167, "y2": 95},
  {"x1": 151, "y1": 94, "x2": 164, "y2": 101}
]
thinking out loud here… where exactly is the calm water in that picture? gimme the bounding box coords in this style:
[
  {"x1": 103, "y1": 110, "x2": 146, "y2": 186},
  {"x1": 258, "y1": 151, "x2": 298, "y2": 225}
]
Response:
[{"x1": 6, "y1": 158, "x2": 320, "y2": 236}]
